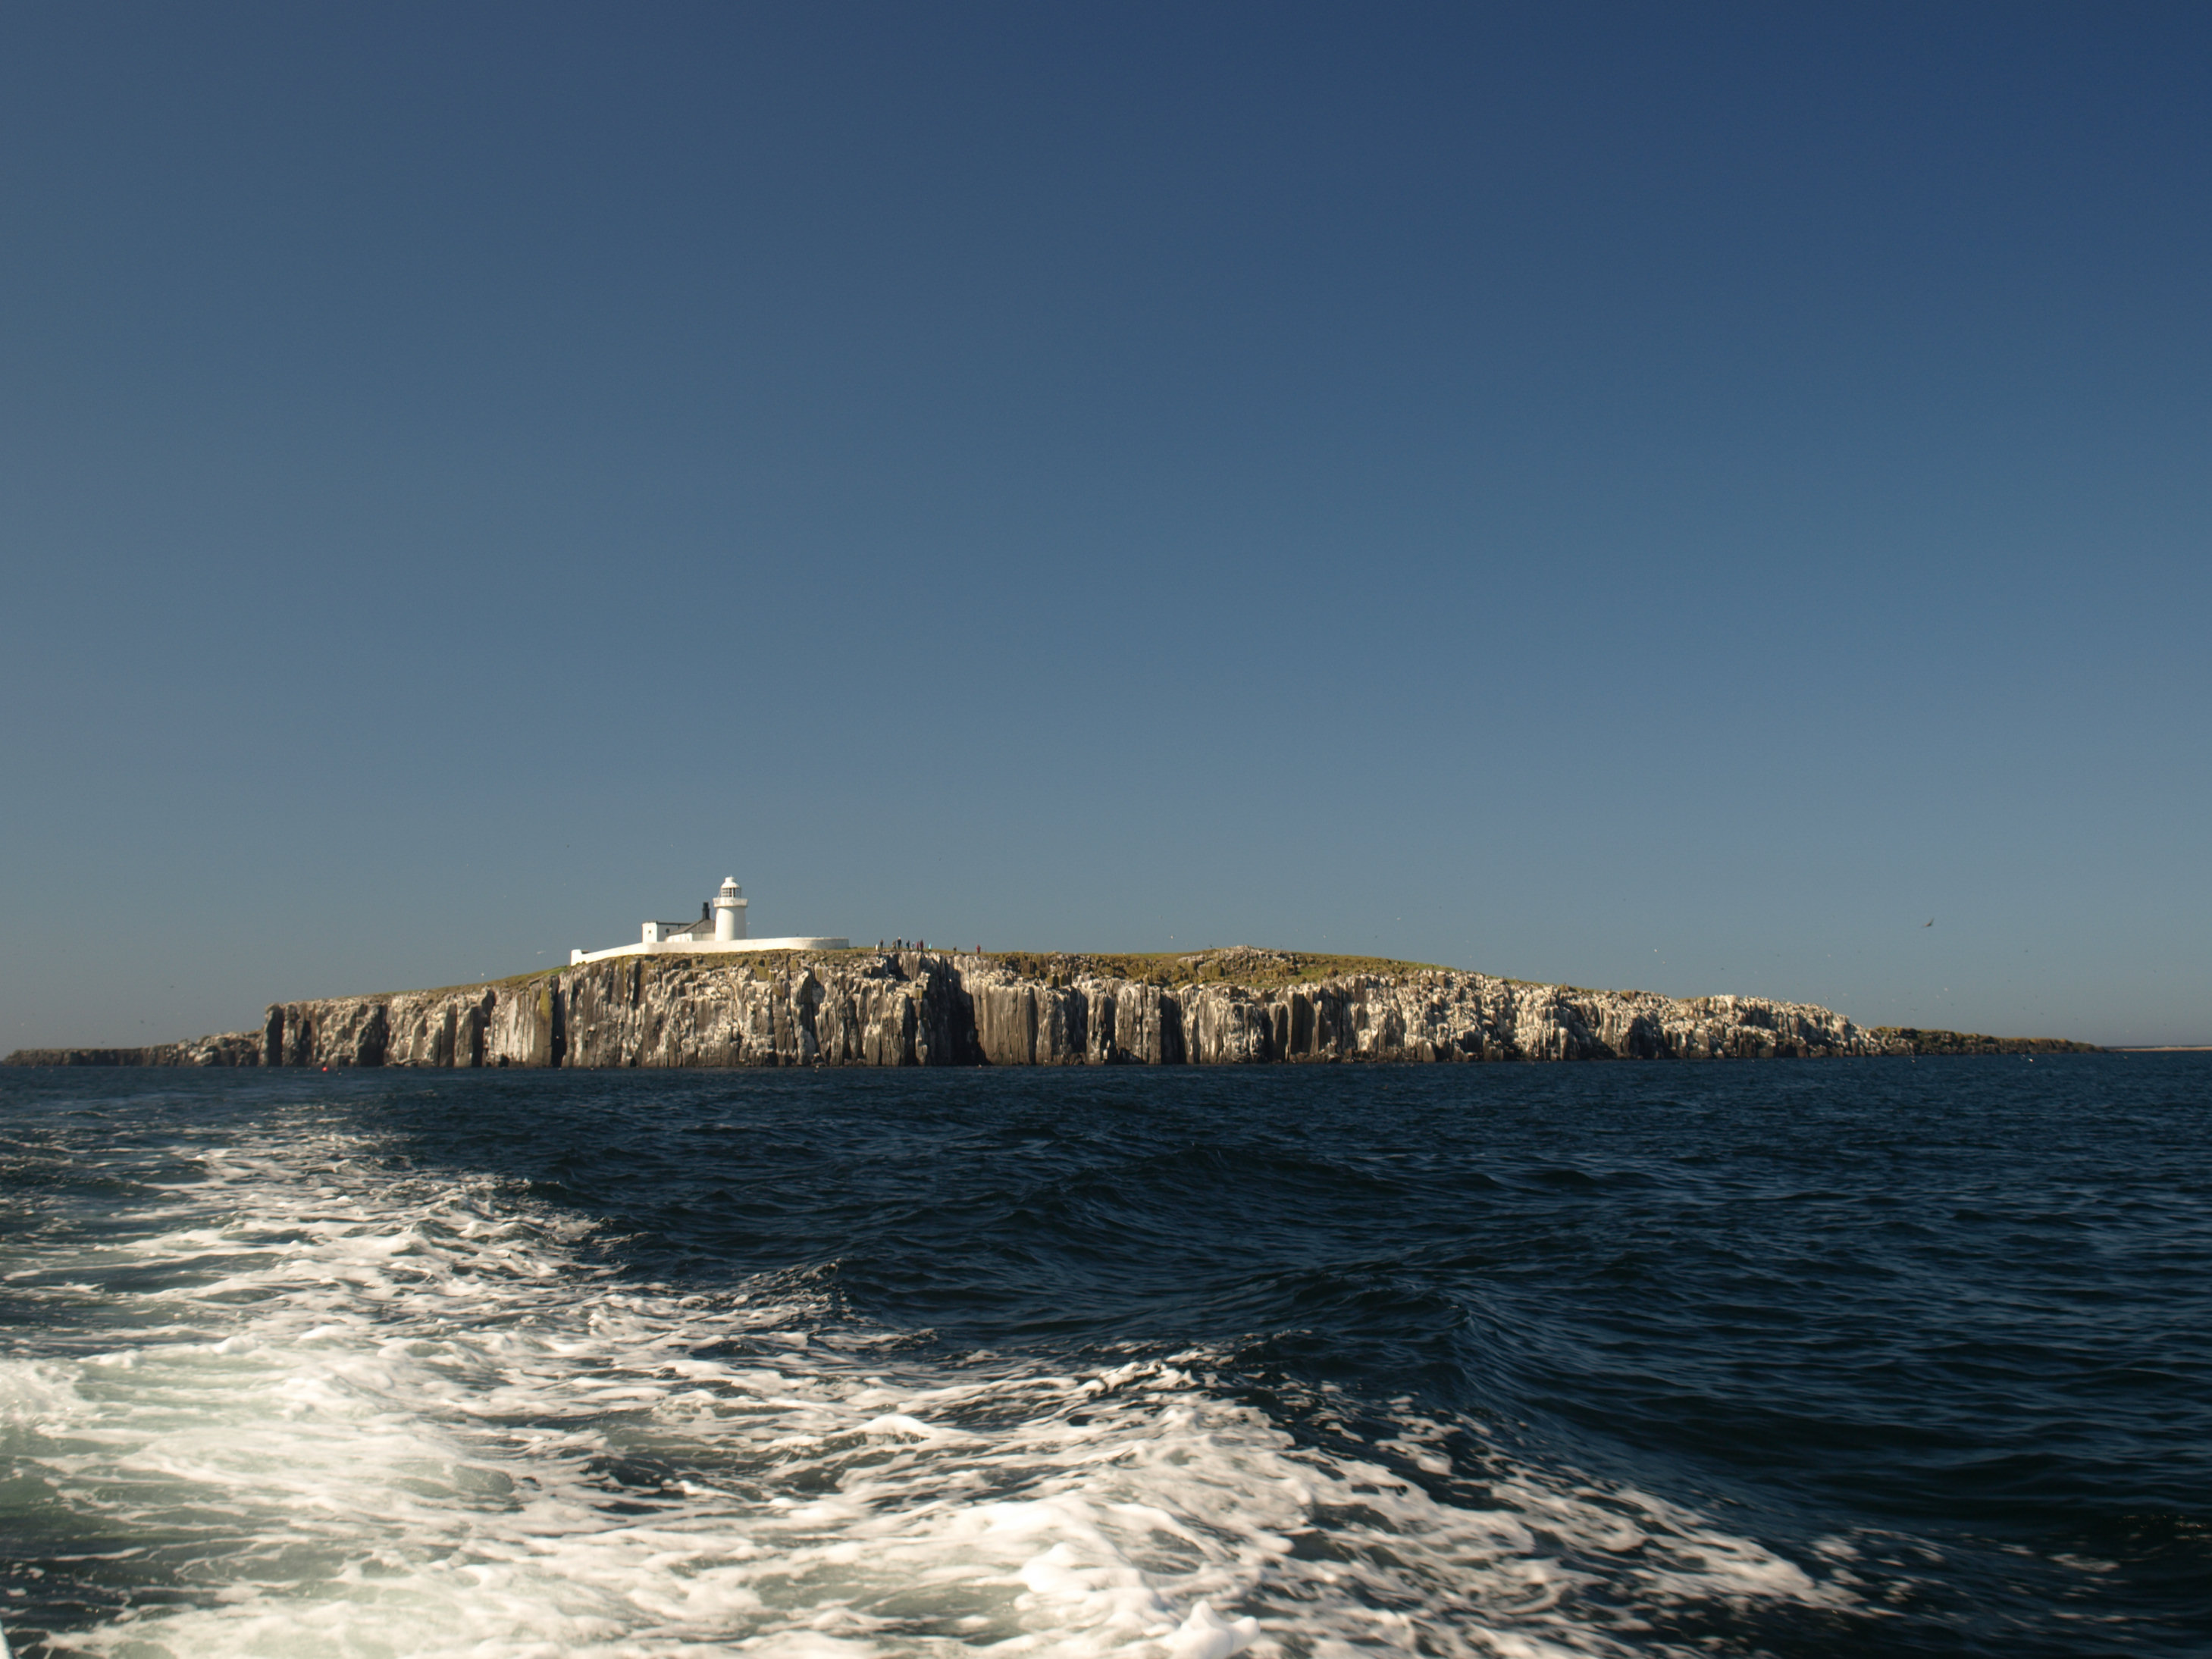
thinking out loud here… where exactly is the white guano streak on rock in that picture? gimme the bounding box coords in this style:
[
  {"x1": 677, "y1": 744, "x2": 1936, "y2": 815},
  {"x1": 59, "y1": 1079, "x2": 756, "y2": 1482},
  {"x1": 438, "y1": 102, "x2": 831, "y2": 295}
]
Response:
[{"x1": 146, "y1": 950, "x2": 1908, "y2": 1069}]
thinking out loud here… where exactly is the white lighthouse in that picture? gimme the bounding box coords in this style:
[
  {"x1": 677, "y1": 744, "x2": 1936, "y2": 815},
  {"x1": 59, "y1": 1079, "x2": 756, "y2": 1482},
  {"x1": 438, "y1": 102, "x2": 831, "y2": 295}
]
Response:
[
  {"x1": 570, "y1": 873, "x2": 848, "y2": 965},
  {"x1": 713, "y1": 876, "x2": 747, "y2": 941}
]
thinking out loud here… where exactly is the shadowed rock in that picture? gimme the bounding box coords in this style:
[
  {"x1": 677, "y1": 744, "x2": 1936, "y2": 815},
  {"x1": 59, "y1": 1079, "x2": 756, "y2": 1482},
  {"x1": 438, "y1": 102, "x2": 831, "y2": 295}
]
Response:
[{"x1": 4, "y1": 948, "x2": 2101, "y2": 1068}]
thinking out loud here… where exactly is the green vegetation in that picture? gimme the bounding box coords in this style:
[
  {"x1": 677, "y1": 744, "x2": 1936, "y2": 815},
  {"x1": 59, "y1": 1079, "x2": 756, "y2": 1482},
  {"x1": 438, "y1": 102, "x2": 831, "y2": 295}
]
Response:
[
  {"x1": 1872, "y1": 1027, "x2": 2104, "y2": 1055},
  {"x1": 366, "y1": 965, "x2": 566, "y2": 1000},
  {"x1": 362, "y1": 957, "x2": 2096, "y2": 1056},
  {"x1": 356, "y1": 947, "x2": 1450, "y2": 1003},
  {"x1": 969, "y1": 947, "x2": 1450, "y2": 989}
]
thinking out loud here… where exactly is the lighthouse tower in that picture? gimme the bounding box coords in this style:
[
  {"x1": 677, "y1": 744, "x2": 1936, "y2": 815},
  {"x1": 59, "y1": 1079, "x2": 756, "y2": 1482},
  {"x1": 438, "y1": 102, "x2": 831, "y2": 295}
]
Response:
[{"x1": 712, "y1": 876, "x2": 748, "y2": 941}]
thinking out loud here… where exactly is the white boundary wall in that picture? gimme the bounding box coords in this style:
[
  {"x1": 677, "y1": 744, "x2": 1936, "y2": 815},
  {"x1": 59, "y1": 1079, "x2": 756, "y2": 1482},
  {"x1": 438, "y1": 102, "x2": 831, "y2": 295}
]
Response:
[{"x1": 569, "y1": 936, "x2": 851, "y2": 966}]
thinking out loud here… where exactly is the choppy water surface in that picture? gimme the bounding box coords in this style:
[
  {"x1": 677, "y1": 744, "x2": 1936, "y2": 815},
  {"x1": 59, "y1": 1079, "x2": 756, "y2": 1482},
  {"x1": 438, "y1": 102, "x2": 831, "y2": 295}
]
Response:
[{"x1": 0, "y1": 1059, "x2": 2205, "y2": 1657}]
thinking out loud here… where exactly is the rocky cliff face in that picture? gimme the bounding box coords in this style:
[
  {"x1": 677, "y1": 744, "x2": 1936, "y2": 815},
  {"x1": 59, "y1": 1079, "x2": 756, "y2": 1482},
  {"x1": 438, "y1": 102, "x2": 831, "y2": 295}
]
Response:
[{"x1": 5, "y1": 947, "x2": 2096, "y2": 1069}]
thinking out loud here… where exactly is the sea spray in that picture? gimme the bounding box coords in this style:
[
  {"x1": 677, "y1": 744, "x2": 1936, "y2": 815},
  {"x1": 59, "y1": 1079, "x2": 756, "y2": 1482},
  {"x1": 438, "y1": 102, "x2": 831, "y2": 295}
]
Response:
[{"x1": 2, "y1": 1060, "x2": 2204, "y2": 1655}]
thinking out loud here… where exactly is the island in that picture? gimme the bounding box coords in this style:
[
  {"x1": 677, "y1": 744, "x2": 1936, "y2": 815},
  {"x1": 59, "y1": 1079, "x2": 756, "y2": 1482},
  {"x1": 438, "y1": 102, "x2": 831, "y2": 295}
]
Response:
[{"x1": 4, "y1": 946, "x2": 2099, "y2": 1067}]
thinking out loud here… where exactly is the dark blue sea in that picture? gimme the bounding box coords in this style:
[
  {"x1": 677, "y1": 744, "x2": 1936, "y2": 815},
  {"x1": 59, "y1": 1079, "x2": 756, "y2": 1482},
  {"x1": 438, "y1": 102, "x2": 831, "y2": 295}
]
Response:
[{"x1": 1, "y1": 1057, "x2": 2206, "y2": 1657}]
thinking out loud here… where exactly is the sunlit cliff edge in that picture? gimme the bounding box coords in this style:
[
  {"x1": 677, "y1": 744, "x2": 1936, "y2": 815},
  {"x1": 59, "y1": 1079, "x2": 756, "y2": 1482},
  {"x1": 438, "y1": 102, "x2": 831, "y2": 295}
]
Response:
[{"x1": 3, "y1": 947, "x2": 2098, "y2": 1067}]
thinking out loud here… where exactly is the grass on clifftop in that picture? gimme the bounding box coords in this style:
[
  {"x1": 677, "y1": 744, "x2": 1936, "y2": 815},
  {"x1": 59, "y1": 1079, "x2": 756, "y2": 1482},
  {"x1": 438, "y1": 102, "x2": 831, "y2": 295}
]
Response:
[
  {"x1": 381, "y1": 947, "x2": 1600, "y2": 997},
  {"x1": 365, "y1": 965, "x2": 566, "y2": 1000},
  {"x1": 1870, "y1": 1026, "x2": 2103, "y2": 1055},
  {"x1": 973, "y1": 947, "x2": 1452, "y2": 988},
  {"x1": 364, "y1": 951, "x2": 2100, "y2": 1053}
]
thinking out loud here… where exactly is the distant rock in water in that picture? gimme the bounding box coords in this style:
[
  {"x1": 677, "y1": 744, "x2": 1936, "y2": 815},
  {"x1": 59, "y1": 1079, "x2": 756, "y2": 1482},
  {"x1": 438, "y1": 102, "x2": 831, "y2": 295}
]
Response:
[{"x1": 3, "y1": 948, "x2": 2102, "y2": 1068}]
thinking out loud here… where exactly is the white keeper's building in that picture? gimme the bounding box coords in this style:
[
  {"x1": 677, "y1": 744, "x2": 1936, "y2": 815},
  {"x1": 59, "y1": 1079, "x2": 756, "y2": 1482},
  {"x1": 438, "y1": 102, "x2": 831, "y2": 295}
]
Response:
[{"x1": 569, "y1": 877, "x2": 850, "y2": 966}]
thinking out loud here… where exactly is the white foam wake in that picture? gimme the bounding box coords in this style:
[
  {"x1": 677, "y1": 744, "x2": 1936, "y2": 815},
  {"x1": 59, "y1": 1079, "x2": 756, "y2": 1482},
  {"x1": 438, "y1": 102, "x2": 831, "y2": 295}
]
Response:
[{"x1": 0, "y1": 1113, "x2": 1855, "y2": 1657}]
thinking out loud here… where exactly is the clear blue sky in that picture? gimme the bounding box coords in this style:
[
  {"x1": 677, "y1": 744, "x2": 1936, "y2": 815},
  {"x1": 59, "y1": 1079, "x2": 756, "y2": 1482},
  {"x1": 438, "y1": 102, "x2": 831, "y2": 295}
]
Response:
[{"x1": 3, "y1": 3, "x2": 2206, "y2": 1050}]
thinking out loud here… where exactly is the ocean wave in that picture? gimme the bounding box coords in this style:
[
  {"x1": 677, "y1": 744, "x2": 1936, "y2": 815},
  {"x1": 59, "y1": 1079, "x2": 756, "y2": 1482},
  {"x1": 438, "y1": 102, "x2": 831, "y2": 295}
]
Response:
[{"x1": 0, "y1": 1109, "x2": 1860, "y2": 1658}]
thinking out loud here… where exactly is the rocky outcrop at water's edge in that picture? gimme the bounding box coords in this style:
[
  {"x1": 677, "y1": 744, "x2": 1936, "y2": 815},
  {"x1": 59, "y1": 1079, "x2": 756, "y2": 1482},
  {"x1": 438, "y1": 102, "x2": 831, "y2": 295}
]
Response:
[{"x1": 2, "y1": 947, "x2": 2102, "y2": 1068}]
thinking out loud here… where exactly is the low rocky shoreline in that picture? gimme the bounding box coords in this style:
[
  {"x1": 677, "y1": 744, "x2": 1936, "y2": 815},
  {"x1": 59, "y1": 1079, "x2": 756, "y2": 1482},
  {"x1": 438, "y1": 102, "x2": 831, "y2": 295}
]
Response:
[{"x1": 3, "y1": 947, "x2": 2100, "y2": 1068}]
